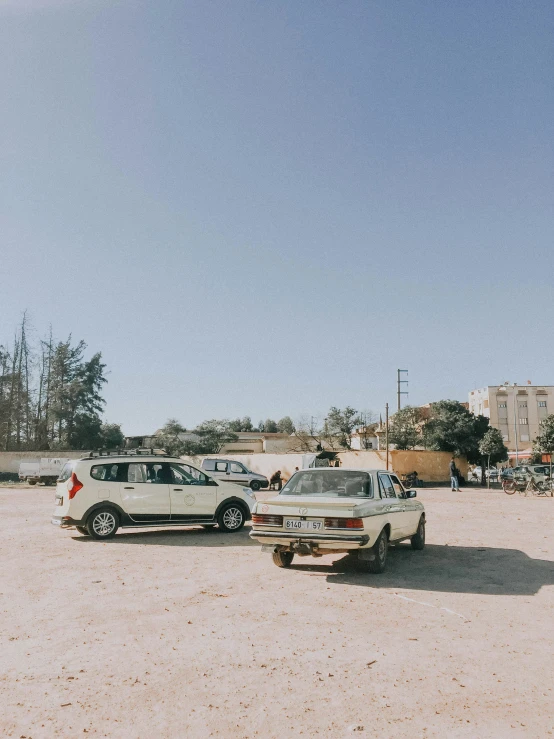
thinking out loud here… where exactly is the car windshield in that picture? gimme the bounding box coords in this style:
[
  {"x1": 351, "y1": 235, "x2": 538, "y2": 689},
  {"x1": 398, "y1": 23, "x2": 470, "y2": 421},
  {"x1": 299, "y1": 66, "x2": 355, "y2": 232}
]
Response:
[{"x1": 280, "y1": 470, "x2": 372, "y2": 498}]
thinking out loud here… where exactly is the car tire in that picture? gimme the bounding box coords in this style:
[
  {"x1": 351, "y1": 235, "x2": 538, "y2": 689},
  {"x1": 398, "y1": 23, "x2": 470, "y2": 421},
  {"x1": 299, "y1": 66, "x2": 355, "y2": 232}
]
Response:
[
  {"x1": 250, "y1": 480, "x2": 261, "y2": 492},
  {"x1": 76, "y1": 526, "x2": 89, "y2": 536},
  {"x1": 361, "y1": 529, "x2": 388, "y2": 574},
  {"x1": 272, "y1": 550, "x2": 294, "y2": 568},
  {"x1": 217, "y1": 503, "x2": 245, "y2": 532},
  {"x1": 411, "y1": 518, "x2": 425, "y2": 550},
  {"x1": 86, "y1": 508, "x2": 119, "y2": 540}
]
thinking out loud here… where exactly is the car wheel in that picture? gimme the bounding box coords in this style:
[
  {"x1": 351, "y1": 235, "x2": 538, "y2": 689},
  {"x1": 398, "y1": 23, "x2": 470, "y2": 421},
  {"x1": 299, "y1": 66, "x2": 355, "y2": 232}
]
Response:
[
  {"x1": 217, "y1": 504, "x2": 245, "y2": 532},
  {"x1": 411, "y1": 518, "x2": 425, "y2": 550},
  {"x1": 250, "y1": 480, "x2": 261, "y2": 492},
  {"x1": 272, "y1": 550, "x2": 294, "y2": 568},
  {"x1": 86, "y1": 508, "x2": 119, "y2": 540},
  {"x1": 76, "y1": 526, "x2": 89, "y2": 536},
  {"x1": 361, "y1": 529, "x2": 388, "y2": 574}
]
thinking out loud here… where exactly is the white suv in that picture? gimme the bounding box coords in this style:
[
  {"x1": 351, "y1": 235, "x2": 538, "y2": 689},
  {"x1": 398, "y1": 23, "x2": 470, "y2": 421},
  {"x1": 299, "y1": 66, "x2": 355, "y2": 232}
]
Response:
[{"x1": 51, "y1": 452, "x2": 256, "y2": 540}]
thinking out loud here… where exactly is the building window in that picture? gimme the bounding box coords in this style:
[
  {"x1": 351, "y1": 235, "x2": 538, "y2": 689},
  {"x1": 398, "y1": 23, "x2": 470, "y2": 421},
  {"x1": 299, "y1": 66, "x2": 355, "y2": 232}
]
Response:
[
  {"x1": 498, "y1": 403, "x2": 507, "y2": 409},
  {"x1": 518, "y1": 402, "x2": 527, "y2": 408},
  {"x1": 519, "y1": 418, "x2": 529, "y2": 425},
  {"x1": 538, "y1": 401, "x2": 547, "y2": 408}
]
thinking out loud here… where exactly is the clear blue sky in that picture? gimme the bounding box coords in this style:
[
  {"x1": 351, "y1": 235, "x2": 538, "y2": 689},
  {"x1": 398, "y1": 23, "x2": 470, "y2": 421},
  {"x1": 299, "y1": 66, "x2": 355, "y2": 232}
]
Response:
[{"x1": 1, "y1": 0, "x2": 552, "y2": 433}]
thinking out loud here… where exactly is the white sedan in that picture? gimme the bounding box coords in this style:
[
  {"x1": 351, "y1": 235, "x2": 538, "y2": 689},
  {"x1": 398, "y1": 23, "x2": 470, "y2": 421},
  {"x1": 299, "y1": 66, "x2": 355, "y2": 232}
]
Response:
[{"x1": 250, "y1": 468, "x2": 425, "y2": 573}]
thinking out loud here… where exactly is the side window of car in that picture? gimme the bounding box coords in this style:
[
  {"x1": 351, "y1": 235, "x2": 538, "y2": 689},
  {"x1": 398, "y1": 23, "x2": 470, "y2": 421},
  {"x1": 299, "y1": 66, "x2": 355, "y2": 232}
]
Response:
[
  {"x1": 128, "y1": 463, "x2": 147, "y2": 483},
  {"x1": 172, "y1": 464, "x2": 209, "y2": 486},
  {"x1": 215, "y1": 461, "x2": 228, "y2": 472},
  {"x1": 389, "y1": 475, "x2": 405, "y2": 498},
  {"x1": 378, "y1": 474, "x2": 396, "y2": 498},
  {"x1": 145, "y1": 463, "x2": 172, "y2": 484},
  {"x1": 230, "y1": 462, "x2": 244, "y2": 473},
  {"x1": 203, "y1": 459, "x2": 216, "y2": 471}
]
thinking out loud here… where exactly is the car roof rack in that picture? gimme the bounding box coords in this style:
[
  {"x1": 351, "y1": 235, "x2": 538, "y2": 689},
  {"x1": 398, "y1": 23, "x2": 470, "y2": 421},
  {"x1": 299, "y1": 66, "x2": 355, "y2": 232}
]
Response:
[{"x1": 82, "y1": 448, "x2": 170, "y2": 459}]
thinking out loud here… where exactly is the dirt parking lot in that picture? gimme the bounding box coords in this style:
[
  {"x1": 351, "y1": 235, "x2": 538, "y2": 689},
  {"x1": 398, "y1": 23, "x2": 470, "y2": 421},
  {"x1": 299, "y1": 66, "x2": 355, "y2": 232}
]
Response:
[{"x1": 0, "y1": 486, "x2": 553, "y2": 738}]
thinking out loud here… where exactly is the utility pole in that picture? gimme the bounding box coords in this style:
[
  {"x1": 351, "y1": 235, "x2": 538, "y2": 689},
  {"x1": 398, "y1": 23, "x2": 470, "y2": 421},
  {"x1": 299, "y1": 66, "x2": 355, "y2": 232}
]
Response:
[
  {"x1": 397, "y1": 369, "x2": 409, "y2": 411},
  {"x1": 385, "y1": 402, "x2": 389, "y2": 470}
]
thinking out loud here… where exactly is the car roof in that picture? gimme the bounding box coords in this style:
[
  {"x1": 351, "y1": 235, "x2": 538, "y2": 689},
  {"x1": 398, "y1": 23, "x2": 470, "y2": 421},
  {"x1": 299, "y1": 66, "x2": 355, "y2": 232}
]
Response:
[
  {"x1": 79, "y1": 454, "x2": 182, "y2": 463},
  {"x1": 297, "y1": 468, "x2": 391, "y2": 473}
]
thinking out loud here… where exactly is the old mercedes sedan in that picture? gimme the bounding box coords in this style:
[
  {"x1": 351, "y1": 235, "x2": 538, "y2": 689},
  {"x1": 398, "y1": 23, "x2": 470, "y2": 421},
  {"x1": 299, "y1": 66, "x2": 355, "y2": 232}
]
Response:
[{"x1": 249, "y1": 468, "x2": 425, "y2": 573}]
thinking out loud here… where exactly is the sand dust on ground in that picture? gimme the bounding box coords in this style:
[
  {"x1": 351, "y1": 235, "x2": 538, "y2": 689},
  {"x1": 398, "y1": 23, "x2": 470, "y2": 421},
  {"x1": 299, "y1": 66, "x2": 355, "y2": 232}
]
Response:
[{"x1": 0, "y1": 486, "x2": 553, "y2": 738}]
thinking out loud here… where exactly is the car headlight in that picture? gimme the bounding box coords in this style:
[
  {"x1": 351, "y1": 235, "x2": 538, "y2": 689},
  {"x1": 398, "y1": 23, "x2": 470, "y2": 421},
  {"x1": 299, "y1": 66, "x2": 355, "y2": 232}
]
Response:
[{"x1": 243, "y1": 487, "x2": 255, "y2": 498}]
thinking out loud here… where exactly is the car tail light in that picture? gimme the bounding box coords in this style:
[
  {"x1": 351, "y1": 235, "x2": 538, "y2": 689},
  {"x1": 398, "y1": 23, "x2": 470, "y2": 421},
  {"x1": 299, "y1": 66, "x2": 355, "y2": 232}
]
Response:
[
  {"x1": 252, "y1": 513, "x2": 283, "y2": 526},
  {"x1": 324, "y1": 517, "x2": 364, "y2": 529},
  {"x1": 67, "y1": 472, "x2": 83, "y2": 499}
]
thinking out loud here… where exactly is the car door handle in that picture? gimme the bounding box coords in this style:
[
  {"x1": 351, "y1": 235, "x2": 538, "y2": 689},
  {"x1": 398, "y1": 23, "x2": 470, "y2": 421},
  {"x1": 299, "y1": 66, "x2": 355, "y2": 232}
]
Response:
[
  {"x1": 124, "y1": 487, "x2": 134, "y2": 490},
  {"x1": 173, "y1": 488, "x2": 183, "y2": 491}
]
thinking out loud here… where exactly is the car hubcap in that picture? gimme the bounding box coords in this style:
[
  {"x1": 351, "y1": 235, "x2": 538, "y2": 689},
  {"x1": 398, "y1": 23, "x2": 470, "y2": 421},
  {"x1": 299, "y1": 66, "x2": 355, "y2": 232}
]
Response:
[
  {"x1": 93, "y1": 512, "x2": 115, "y2": 536},
  {"x1": 223, "y1": 507, "x2": 242, "y2": 529}
]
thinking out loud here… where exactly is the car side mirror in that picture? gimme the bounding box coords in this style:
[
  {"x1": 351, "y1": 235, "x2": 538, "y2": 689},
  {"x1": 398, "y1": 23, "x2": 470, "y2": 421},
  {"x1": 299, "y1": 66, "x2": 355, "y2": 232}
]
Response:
[{"x1": 406, "y1": 490, "x2": 417, "y2": 498}]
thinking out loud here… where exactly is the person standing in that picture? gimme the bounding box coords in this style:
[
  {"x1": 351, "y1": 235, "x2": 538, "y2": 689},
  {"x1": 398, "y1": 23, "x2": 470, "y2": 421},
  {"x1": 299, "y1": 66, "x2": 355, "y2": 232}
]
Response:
[{"x1": 449, "y1": 457, "x2": 460, "y2": 491}]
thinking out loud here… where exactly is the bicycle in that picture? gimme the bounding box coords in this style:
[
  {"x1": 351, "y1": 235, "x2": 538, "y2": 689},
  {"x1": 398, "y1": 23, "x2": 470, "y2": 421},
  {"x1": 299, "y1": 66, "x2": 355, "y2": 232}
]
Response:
[{"x1": 502, "y1": 474, "x2": 553, "y2": 496}]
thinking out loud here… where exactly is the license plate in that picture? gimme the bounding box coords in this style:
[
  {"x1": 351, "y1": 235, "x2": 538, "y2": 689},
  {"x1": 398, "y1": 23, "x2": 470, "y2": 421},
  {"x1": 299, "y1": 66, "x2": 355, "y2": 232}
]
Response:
[{"x1": 284, "y1": 518, "x2": 323, "y2": 532}]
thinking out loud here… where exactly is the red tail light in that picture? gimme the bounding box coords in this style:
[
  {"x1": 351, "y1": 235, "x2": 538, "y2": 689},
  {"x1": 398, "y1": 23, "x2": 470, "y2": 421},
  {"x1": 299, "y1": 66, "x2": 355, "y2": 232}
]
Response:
[
  {"x1": 67, "y1": 472, "x2": 83, "y2": 499},
  {"x1": 252, "y1": 513, "x2": 283, "y2": 526},
  {"x1": 324, "y1": 517, "x2": 364, "y2": 529}
]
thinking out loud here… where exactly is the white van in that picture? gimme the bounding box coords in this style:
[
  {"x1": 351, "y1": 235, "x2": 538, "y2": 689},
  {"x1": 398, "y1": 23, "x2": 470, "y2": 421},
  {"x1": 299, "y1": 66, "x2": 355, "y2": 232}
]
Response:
[
  {"x1": 51, "y1": 451, "x2": 256, "y2": 540},
  {"x1": 201, "y1": 458, "x2": 269, "y2": 491}
]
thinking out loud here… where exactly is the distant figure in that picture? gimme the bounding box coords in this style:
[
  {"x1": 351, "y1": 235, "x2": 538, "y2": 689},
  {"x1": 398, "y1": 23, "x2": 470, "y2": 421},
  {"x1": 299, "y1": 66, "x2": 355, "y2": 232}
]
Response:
[
  {"x1": 449, "y1": 457, "x2": 460, "y2": 491},
  {"x1": 270, "y1": 470, "x2": 282, "y2": 491}
]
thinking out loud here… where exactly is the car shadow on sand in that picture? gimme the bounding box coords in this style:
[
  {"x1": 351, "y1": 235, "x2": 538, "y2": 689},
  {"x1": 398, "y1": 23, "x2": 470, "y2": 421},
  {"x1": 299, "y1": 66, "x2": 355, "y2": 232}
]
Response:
[
  {"x1": 72, "y1": 525, "x2": 258, "y2": 547},
  {"x1": 289, "y1": 544, "x2": 554, "y2": 596}
]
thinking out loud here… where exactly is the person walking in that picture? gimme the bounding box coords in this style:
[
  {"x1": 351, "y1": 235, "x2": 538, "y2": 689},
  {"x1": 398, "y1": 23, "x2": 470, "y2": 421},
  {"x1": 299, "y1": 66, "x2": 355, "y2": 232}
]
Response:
[{"x1": 449, "y1": 457, "x2": 460, "y2": 491}]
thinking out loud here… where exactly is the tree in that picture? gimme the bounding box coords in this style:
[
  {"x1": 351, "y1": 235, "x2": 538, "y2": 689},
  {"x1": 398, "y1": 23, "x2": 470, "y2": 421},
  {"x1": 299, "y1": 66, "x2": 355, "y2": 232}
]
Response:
[
  {"x1": 99, "y1": 423, "x2": 124, "y2": 449},
  {"x1": 478, "y1": 428, "x2": 508, "y2": 487},
  {"x1": 388, "y1": 406, "x2": 422, "y2": 450},
  {"x1": 277, "y1": 416, "x2": 295, "y2": 434},
  {"x1": 423, "y1": 400, "x2": 489, "y2": 465},
  {"x1": 193, "y1": 419, "x2": 239, "y2": 454},
  {"x1": 326, "y1": 406, "x2": 360, "y2": 450},
  {"x1": 156, "y1": 418, "x2": 188, "y2": 456},
  {"x1": 533, "y1": 415, "x2": 554, "y2": 482},
  {"x1": 228, "y1": 416, "x2": 254, "y2": 432},
  {"x1": 262, "y1": 418, "x2": 278, "y2": 433}
]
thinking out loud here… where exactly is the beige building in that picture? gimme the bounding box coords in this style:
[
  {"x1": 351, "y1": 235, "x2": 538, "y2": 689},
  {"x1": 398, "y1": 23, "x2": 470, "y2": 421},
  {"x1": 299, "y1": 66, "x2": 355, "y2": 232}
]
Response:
[{"x1": 468, "y1": 384, "x2": 553, "y2": 452}]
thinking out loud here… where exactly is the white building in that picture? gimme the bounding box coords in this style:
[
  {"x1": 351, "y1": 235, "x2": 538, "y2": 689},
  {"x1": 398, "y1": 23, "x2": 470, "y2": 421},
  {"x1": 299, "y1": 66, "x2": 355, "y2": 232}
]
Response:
[{"x1": 468, "y1": 384, "x2": 553, "y2": 454}]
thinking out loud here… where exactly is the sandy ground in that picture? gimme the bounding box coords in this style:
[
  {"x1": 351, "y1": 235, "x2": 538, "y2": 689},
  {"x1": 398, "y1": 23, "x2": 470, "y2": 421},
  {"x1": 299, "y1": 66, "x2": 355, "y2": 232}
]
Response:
[{"x1": 0, "y1": 486, "x2": 553, "y2": 739}]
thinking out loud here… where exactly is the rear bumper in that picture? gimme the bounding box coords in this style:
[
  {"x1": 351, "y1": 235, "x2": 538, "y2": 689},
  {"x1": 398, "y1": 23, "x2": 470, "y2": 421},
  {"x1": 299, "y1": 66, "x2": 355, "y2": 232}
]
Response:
[
  {"x1": 51, "y1": 515, "x2": 83, "y2": 528},
  {"x1": 250, "y1": 530, "x2": 370, "y2": 545}
]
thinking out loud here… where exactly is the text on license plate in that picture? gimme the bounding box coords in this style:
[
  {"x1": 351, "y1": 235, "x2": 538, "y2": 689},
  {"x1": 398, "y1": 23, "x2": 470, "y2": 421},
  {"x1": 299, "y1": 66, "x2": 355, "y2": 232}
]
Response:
[{"x1": 284, "y1": 519, "x2": 323, "y2": 531}]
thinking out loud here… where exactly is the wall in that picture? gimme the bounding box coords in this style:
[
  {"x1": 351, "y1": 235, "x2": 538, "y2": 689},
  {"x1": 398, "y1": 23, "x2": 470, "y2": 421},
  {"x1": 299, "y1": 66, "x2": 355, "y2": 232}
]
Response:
[
  {"x1": 182, "y1": 449, "x2": 467, "y2": 483},
  {"x1": 0, "y1": 450, "x2": 86, "y2": 474}
]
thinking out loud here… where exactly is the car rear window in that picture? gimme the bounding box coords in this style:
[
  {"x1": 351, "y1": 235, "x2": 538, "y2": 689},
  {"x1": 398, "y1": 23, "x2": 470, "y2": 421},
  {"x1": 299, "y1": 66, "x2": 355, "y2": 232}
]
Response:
[
  {"x1": 58, "y1": 461, "x2": 75, "y2": 482},
  {"x1": 281, "y1": 470, "x2": 372, "y2": 498}
]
